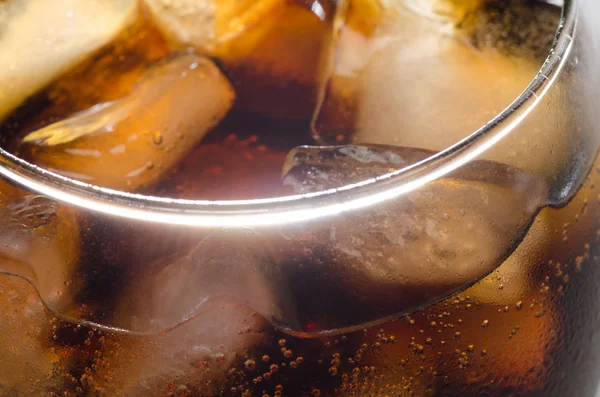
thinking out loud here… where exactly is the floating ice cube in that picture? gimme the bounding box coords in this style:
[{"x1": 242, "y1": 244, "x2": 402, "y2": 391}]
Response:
[
  {"x1": 312, "y1": 0, "x2": 563, "y2": 178},
  {"x1": 21, "y1": 53, "x2": 235, "y2": 192},
  {"x1": 143, "y1": 0, "x2": 282, "y2": 53},
  {"x1": 0, "y1": 0, "x2": 137, "y2": 120}
]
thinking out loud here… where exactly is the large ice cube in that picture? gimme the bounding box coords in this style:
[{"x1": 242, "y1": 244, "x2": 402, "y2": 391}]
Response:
[
  {"x1": 99, "y1": 230, "x2": 274, "y2": 394},
  {"x1": 313, "y1": 0, "x2": 563, "y2": 175},
  {"x1": 0, "y1": 0, "x2": 137, "y2": 121},
  {"x1": 276, "y1": 144, "x2": 548, "y2": 334},
  {"x1": 21, "y1": 53, "x2": 235, "y2": 191}
]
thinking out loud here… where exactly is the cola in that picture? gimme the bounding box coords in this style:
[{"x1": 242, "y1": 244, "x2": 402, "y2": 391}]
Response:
[{"x1": 0, "y1": 0, "x2": 599, "y2": 396}]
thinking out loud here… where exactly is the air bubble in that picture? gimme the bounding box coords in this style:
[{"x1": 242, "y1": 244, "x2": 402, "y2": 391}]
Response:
[{"x1": 245, "y1": 359, "x2": 257, "y2": 371}]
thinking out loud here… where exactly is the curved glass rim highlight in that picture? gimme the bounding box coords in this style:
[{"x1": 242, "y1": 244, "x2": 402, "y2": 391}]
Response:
[{"x1": 0, "y1": 0, "x2": 576, "y2": 228}]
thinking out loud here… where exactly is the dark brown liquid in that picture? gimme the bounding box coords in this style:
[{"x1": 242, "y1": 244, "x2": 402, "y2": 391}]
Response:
[{"x1": 2, "y1": 2, "x2": 596, "y2": 397}]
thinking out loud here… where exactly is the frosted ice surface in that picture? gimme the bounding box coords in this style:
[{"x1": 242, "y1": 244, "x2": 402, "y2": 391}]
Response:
[{"x1": 0, "y1": 0, "x2": 137, "y2": 120}]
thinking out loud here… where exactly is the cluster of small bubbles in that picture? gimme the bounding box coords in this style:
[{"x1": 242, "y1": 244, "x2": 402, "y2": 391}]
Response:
[
  {"x1": 457, "y1": 350, "x2": 469, "y2": 370},
  {"x1": 274, "y1": 384, "x2": 283, "y2": 397},
  {"x1": 281, "y1": 348, "x2": 292, "y2": 359}
]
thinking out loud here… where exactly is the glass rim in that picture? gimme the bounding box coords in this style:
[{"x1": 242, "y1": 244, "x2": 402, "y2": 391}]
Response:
[{"x1": 0, "y1": 0, "x2": 576, "y2": 228}]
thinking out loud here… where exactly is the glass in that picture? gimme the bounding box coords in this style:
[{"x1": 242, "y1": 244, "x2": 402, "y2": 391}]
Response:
[{"x1": 0, "y1": 0, "x2": 599, "y2": 396}]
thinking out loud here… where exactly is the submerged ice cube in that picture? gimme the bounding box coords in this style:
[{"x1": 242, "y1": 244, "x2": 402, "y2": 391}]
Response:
[
  {"x1": 114, "y1": 229, "x2": 291, "y2": 333},
  {"x1": 95, "y1": 304, "x2": 270, "y2": 396},
  {"x1": 0, "y1": 0, "x2": 137, "y2": 121},
  {"x1": 20, "y1": 53, "x2": 235, "y2": 191},
  {"x1": 0, "y1": 180, "x2": 80, "y2": 312},
  {"x1": 275, "y1": 144, "x2": 549, "y2": 334},
  {"x1": 223, "y1": 0, "x2": 346, "y2": 120}
]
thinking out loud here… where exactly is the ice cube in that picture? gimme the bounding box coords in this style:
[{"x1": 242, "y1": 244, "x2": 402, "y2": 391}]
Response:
[
  {"x1": 0, "y1": 180, "x2": 80, "y2": 312},
  {"x1": 276, "y1": 144, "x2": 548, "y2": 334},
  {"x1": 0, "y1": 182, "x2": 85, "y2": 392},
  {"x1": 313, "y1": 0, "x2": 561, "y2": 158},
  {"x1": 94, "y1": 304, "x2": 270, "y2": 396},
  {"x1": 143, "y1": 0, "x2": 282, "y2": 53},
  {"x1": 113, "y1": 228, "x2": 291, "y2": 334},
  {"x1": 20, "y1": 53, "x2": 235, "y2": 192},
  {"x1": 0, "y1": 0, "x2": 137, "y2": 121},
  {"x1": 98, "y1": 230, "x2": 274, "y2": 394}
]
